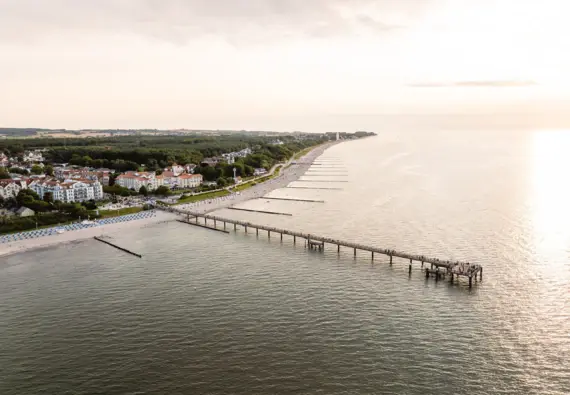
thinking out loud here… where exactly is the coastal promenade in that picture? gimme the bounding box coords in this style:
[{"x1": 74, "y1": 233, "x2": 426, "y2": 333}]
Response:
[{"x1": 163, "y1": 206, "x2": 483, "y2": 288}]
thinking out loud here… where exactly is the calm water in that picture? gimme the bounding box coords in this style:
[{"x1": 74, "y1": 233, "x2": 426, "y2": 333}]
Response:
[{"x1": 1, "y1": 130, "x2": 569, "y2": 394}]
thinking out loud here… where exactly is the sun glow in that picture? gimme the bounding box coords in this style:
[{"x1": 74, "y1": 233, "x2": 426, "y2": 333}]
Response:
[{"x1": 530, "y1": 130, "x2": 570, "y2": 258}]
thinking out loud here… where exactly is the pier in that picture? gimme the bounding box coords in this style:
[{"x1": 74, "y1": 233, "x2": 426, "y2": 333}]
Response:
[
  {"x1": 160, "y1": 207, "x2": 483, "y2": 288},
  {"x1": 177, "y1": 219, "x2": 229, "y2": 233},
  {"x1": 94, "y1": 236, "x2": 142, "y2": 258}
]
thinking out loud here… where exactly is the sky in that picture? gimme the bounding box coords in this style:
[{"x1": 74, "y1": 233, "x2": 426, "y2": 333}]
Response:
[{"x1": 1, "y1": 0, "x2": 569, "y2": 131}]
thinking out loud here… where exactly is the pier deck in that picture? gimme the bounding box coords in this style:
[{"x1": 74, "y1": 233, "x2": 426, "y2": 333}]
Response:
[{"x1": 162, "y1": 207, "x2": 483, "y2": 288}]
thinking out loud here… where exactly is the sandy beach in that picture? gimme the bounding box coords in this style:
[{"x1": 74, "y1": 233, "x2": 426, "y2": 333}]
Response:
[
  {"x1": 0, "y1": 142, "x2": 336, "y2": 258},
  {"x1": 177, "y1": 141, "x2": 339, "y2": 214},
  {"x1": 0, "y1": 211, "x2": 177, "y2": 258}
]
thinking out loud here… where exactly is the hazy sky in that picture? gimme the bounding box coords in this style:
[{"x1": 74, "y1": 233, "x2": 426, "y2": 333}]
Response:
[{"x1": 1, "y1": 0, "x2": 569, "y2": 131}]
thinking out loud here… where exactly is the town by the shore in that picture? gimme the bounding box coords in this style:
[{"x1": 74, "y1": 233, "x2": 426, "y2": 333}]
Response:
[{"x1": 0, "y1": 141, "x2": 338, "y2": 258}]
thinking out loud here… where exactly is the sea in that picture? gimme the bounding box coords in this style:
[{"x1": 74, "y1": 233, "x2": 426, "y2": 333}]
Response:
[{"x1": 1, "y1": 130, "x2": 569, "y2": 395}]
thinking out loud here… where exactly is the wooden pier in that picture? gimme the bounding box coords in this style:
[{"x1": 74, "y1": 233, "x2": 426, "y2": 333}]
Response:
[
  {"x1": 160, "y1": 207, "x2": 483, "y2": 288},
  {"x1": 94, "y1": 236, "x2": 142, "y2": 258},
  {"x1": 176, "y1": 219, "x2": 229, "y2": 233}
]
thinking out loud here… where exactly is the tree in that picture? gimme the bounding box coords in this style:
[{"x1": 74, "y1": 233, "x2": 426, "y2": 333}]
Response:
[
  {"x1": 216, "y1": 177, "x2": 227, "y2": 187},
  {"x1": 139, "y1": 185, "x2": 148, "y2": 196},
  {"x1": 43, "y1": 191, "x2": 53, "y2": 203},
  {"x1": 0, "y1": 196, "x2": 4, "y2": 207},
  {"x1": 4, "y1": 197, "x2": 17, "y2": 209},
  {"x1": 9, "y1": 167, "x2": 29, "y2": 175},
  {"x1": 108, "y1": 173, "x2": 118, "y2": 186},
  {"x1": 155, "y1": 185, "x2": 170, "y2": 196},
  {"x1": 44, "y1": 165, "x2": 54, "y2": 176},
  {"x1": 0, "y1": 168, "x2": 9, "y2": 179},
  {"x1": 16, "y1": 189, "x2": 40, "y2": 206},
  {"x1": 31, "y1": 165, "x2": 43, "y2": 175},
  {"x1": 81, "y1": 200, "x2": 97, "y2": 210}
]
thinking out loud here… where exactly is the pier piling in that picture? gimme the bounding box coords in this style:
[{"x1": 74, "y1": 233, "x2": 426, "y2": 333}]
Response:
[{"x1": 177, "y1": 220, "x2": 229, "y2": 234}]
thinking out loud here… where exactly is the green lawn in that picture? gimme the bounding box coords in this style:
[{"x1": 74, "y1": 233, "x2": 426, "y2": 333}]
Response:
[
  {"x1": 293, "y1": 146, "x2": 314, "y2": 160},
  {"x1": 98, "y1": 206, "x2": 143, "y2": 218},
  {"x1": 175, "y1": 190, "x2": 230, "y2": 204}
]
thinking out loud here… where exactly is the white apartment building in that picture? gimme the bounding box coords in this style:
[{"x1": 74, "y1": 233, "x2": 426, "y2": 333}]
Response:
[
  {"x1": 0, "y1": 152, "x2": 9, "y2": 167},
  {"x1": 0, "y1": 180, "x2": 27, "y2": 199},
  {"x1": 116, "y1": 171, "x2": 162, "y2": 191},
  {"x1": 23, "y1": 150, "x2": 45, "y2": 163},
  {"x1": 29, "y1": 179, "x2": 103, "y2": 203},
  {"x1": 116, "y1": 170, "x2": 203, "y2": 191},
  {"x1": 177, "y1": 174, "x2": 203, "y2": 188}
]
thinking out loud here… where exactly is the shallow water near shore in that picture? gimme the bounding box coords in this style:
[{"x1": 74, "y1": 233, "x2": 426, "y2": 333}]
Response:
[{"x1": 1, "y1": 130, "x2": 569, "y2": 394}]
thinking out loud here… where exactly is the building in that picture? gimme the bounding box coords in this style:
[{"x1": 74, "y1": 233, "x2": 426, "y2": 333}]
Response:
[
  {"x1": 0, "y1": 152, "x2": 9, "y2": 167},
  {"x1": 220, "y1": 148, "x2": 253, "y2": 165},
  {"x1": 29, "y1": 178, "x2": 103, "y2": 203},
  {"x1": 185, "y1": 164, "x2": 196, "y2": 174},
  {"x1": 177, "y1": 174, "x2": 203, "y2": 188},
  {"x1": 115, "y1": 171, "x2": 162, "y2": 191},
  {"x1": 56, "y1": 167, "x2": 112, "y2": 186},
  {"x1": 157, "y1": 171, "x2": 177, "y2": 188},
  {"x1": 200, "y1": 158, "x2": 219, "y2": 167},
  {"x1": 0, "y1": 179, "x2": 27, "y2": 199},
  {"x1": 16, "y1": 207, "x2": 35, "y2": 217},
  {"x1": 253, "y1": 168, "x2": 267, "y2": 176},
  {"x1": 166, "y1": 163, "x2": 185, "y2": 176},
  {"x1": 23, "y1": 150, "x2": 44, "y2": 163}
]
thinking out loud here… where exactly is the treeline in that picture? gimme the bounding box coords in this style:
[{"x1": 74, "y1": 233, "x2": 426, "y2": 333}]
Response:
[
  {"x1": 194, "y1": 138, "x2": 326, "y2": 181},
  {"x1": 0, "y1": 134, "x2": 265, "y2": 157}
]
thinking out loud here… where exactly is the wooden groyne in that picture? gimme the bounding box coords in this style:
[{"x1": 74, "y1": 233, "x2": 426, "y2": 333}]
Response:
[
  {"x1": 176, "y1": 219, "x2": 229, "y2": 234},
  {"x1": 161, "y1": 207, "x2": 483, "y2": 288},
  {"x1": 298, "y1": 179, "x2": 349, "y2": 183},
  {"x1": 263, "y1": 197, "x2": 325, "y2": 203},
  {"x1": 228, "y1": 207, "x2": 293, "y2": 216},
  {"x1": 94, "y1": 236, "x2": 142, "y2": 258},
  {"x1": 286, "y1": 186, "x2": 343, "y2": 190},
  {"x1": 302, "y1": 174, "x2": 347, "y2": 177}
]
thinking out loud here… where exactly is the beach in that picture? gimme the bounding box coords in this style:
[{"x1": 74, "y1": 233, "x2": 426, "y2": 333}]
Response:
[
  {"x1": 0, "y1": 142, "x2": 335, "y2": 258},
  {"x1": 0, "y1": 210, "x2": 177, "y2": 258},
  {"x1": 177, "y1": 141, "x2": 339, "y2": 214}
]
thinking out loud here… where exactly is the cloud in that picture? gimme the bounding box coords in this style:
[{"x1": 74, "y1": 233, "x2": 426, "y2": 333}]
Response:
[
  {"x1": 0, "y1": 0, "x2": 431, "y2": 46},
  {"x1": 408, "y1": 80, "x2": 537, "y2": 88}
]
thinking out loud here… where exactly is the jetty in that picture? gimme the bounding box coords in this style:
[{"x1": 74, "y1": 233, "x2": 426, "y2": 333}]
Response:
[
  {"x1": 94, "y1": 236, "x2": 142, "y2": 258},
  {"x1": 161, "y1": 207, "x2": 483, "y2": 288}
]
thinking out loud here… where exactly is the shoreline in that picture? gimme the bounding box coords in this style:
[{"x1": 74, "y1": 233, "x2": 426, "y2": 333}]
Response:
[
  {"x1": 0, "y1": 211, "x2": 177, "y2": 259},
  {"x1": 0, "y1": 141, "x2": 337, "y2": 259},
  {"x1": 176, "y1": 141, "x2": 340, "y2": 214}
]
